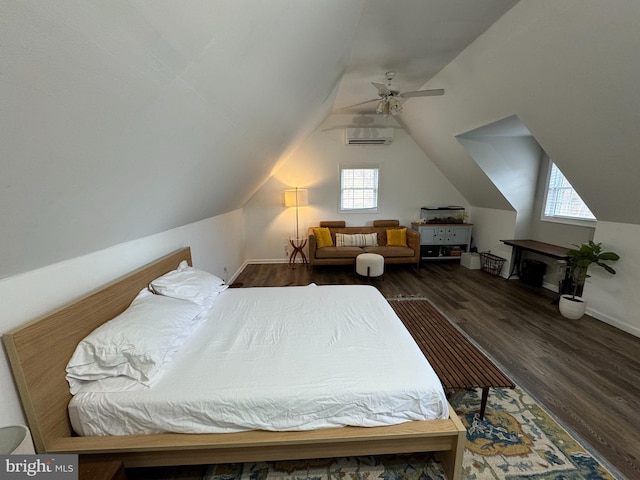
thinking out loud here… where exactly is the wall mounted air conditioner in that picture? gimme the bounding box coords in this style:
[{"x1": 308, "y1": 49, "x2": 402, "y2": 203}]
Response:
[{"x1": 345, "y1": 127, "x2": 394, "y2": 145}]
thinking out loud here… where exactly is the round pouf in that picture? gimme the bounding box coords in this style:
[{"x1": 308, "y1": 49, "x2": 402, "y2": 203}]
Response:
[{"x1": 356, "y1": 253, "x2": 384, "y2": 280}]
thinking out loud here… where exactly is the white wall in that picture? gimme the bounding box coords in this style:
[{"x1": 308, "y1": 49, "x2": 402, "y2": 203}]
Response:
[
  {"x1": 457, "y1": 134, "x2": 541, "y2": 238},
  {"x1": 243, "y1": 114, "x2": 469, "y2": 262},
  {"x1": 467, "y1": 207, "x2": 517, "y2": 277},
  {"x1": 588, "y1": 222, "x2": 640, "y2": 337},
  {"x1": 0, "y1": 209, "x2": 244, "y2": 427}
]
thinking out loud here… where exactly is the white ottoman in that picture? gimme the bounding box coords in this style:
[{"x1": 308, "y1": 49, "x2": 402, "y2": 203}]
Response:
[{"x1": 356, "y1": 253, "x2": 384, "y2": 280}]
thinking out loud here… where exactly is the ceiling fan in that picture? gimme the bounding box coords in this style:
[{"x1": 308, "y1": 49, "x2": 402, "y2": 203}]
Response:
[{"x1": 343, "y1": 71, "x2": 444, "y2": 116}]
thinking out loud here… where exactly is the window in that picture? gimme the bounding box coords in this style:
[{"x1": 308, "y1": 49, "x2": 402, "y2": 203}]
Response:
[
  {"x1": 542, "y1": 162, "x2": 596, "y2": 225},
  {"x1": 340, "y1": 166, "x2": 379, "y2": 212}
]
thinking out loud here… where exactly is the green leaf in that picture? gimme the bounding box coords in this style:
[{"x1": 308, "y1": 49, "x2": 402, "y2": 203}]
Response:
[
  {"x1": 597, "y1": 263, "x2": 617, "y2": 275},
  {"x1": 565, "y1": 241, "x2": 620, "y2": 284}
]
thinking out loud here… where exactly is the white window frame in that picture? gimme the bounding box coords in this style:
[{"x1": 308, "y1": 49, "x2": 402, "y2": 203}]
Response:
[
  {"x1": 339, "y1": 165, "x2": 379, "y2": 213},
  {"x1": 541, "y1": 161, "x2": 596, "y2": 228}
]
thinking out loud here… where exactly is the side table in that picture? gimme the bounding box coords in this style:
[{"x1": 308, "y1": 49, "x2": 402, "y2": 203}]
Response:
[{"x1": 288, "y1": 236, "x2": 308, "y2": 267}]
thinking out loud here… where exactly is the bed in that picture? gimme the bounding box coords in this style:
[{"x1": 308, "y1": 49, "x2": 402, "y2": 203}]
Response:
[{"x1": 3, "y1": 247, "x2": 465, "y2": 479}]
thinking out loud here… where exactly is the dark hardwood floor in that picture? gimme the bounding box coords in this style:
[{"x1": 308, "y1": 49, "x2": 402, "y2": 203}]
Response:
[{"x1": 128, "y1": 261, "x2": 639, "y2": 480}]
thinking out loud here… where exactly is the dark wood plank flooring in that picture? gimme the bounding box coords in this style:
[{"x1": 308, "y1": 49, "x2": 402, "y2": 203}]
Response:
[{"x1": 128, "y1": 261, "x2": 639, "y2": 480}]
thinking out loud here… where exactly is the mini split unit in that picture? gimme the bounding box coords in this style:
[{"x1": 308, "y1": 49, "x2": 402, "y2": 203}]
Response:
[{"x1": 345, "y1": 127, "x2": 394, "y2": 145}]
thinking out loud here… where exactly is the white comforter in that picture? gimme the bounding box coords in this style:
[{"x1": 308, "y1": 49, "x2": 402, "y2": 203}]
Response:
[{"x1": 69, "y1": 284, "x2": 448, "y2": 436}]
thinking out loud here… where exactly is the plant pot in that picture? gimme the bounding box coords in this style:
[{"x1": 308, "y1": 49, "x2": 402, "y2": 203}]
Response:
[{"x1": 559, "y1": 294, "x2": 587, "y2": 319}]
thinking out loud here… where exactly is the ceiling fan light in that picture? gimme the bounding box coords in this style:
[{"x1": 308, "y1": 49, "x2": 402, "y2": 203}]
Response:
[{"x1": 388, "y1": 98, "x2": 402, "y2": 115}]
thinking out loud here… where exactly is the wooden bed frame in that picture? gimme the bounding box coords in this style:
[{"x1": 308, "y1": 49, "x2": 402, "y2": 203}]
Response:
[{"x1": 3, "y1": 247, "x2": 465, "y2": 479}]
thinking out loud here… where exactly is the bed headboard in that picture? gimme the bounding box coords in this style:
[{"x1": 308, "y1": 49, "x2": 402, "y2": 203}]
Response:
[{"x1": 2, "y1": 247, "x2": 192, "y2": 453}]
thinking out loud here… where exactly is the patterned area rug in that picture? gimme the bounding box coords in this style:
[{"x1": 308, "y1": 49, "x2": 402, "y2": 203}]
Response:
[{"x1": 204, "y1": 385, "x2": 619, "y2": 480}]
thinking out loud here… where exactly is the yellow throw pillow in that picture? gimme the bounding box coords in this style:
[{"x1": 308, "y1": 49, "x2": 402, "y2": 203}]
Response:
[
  {"x1": 313, "y1": 227, "x2": 333, "y2": 248},
  {"x1": 386, "y1": 228, "x2": 407, "y2": 247}
]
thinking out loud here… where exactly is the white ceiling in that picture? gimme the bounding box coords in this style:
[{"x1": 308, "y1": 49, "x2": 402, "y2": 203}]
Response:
[{"x1": 334, "y1": 0, "x2": 519, "y2": 115}]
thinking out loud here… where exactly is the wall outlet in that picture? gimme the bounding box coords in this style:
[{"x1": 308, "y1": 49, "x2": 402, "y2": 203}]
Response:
[{"x1": 223, "y1": 266, "x2": 228, "y2": 282}]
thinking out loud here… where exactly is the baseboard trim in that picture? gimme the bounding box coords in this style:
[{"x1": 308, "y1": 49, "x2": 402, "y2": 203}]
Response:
[
  {"x1": 227, "y1": 261, "x2": 249, "y2": 285},
  {"x1": 587, "y1": 307, "x2": 640, "y2": 338},
  {"x1": 245, "y1": 259, "x2": 290, "y2": 264}
]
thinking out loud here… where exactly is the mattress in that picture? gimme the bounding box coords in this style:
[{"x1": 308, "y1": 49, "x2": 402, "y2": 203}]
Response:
[{"x1": 69, "y1": 284, "x2": 448, "y2": 436}]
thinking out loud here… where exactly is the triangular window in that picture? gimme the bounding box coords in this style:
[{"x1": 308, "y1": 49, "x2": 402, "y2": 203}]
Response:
[{"x1": 543, "y1": 162, "x2": 596, "y2": 224}]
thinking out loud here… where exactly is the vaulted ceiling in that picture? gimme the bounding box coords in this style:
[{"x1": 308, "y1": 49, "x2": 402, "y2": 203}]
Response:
[{"x1": 2, "y1": 0, "x2": 639, "y2": 280}]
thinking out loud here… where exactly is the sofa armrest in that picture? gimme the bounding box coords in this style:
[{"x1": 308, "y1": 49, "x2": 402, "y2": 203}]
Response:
[
  {"x1": 406, "y1": 228, "x2": 420, "y2": 262},
  {"x1": 308, "y1": 228, "x2": 318, "y2": 263}
]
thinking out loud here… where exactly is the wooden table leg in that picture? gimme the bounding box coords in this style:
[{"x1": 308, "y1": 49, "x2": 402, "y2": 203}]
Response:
[
  {"x1": 507, "y1": 247, "x2": 522, "y2": 280},
  {"x1": 479, "y1": 387, "x2": 490, "y2": 419}
]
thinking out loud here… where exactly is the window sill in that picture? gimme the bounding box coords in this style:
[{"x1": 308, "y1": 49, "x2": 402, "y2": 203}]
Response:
[
  {"x1": 540, "y1": 216, "x2": 596, "y2": 228},
  {"x1": 339, "y1": 208, "x2": 379, "y2": 213}
]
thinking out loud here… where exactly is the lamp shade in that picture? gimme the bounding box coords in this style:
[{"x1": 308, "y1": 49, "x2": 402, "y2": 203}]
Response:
[{"x1": 284, "y1": 188, "x2": 308, "y2": 207}]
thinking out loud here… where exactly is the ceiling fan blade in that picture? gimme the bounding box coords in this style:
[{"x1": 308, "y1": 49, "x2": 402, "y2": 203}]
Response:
[
  {"x1": 339, "y1": 98, "x2": 381, "y2": 110},
  {"x1": 399, "y1": 88, "x2": 445, "y2": 98},
  {"x1": 372, "y1": 82, "x2": 391, "y2": 96}
]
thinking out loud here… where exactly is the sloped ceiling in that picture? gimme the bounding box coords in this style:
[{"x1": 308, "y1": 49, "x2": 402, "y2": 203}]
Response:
[
  {"x1": 0, "y1": 0, "x2": 518, "y2": 279},
  {"x1": 0, "y1": 0, "x2": 363, "y2": 278}
]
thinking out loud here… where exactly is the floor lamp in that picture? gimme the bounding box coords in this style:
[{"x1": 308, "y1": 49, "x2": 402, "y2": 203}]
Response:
[{"x1": 284, "y1": 187, "x2": 309, "y2": 267}]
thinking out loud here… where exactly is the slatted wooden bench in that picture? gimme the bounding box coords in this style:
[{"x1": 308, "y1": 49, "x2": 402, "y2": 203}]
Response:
[{"x1": 390, "y1": 300, "x2": 514, "y2": 418}]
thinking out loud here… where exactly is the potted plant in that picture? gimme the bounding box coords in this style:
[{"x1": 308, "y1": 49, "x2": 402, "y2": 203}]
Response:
[{"x1": 559, "y1": 241, "x2": 620, "y2": 319}]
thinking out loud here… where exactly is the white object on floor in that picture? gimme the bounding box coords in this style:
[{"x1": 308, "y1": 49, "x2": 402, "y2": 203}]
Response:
[
  {"x1": 0, "y1": 425, "x2": 36, "y2": 454},
  {"x1": 460, "y1": 252, "x2": 481, "y2": 269},
  {"x1": 356, "y1": 253, "x2": 384, "y2": 278}
]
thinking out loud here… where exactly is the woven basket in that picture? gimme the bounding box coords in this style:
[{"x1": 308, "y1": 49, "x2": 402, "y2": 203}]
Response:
[{"x1": 480, "y1": 252, "x2": 506, "y2": 276}]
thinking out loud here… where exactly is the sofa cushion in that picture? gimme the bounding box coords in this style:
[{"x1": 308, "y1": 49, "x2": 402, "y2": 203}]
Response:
[
  {"x1": 319, "y1": 221, "x2": 346, "y2": 228},
  {"x1": 335, "y1": 233, "x2": 378, "y2": 247},
  {"x1": 313, "y1": 227, "x2": 333, "y2": 247},
  {"x1": 373, "y1": 220, "x2": 400, "y2": 227},
  {"x1": 364, "y1": 246, "x2": 415, "y2": 257},
  {"x1": 386, "y1": 228, "x2": 407, "y2": 247},
  {"x1": 315, "y1": 246, "x2": 363, "y2": 259}
]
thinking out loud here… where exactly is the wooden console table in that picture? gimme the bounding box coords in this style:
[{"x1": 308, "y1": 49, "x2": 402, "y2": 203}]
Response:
[{"x1": 500, "y1": 239, "x2": 570, "y2": 280}]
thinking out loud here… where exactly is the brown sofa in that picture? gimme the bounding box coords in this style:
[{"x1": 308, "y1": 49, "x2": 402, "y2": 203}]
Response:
[{"x1": 308, "y1": 220, "x2": 420, "y2": 270}]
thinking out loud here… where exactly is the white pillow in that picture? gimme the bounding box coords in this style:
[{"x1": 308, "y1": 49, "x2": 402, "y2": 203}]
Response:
[
  {"x1": 335, "y1": 233, "x2": 378, "y2": 247},
  {"x1": 149, "y1": 261, "x2": 228, "y2": 305},
  {"x1": 66, "y1": 289, "x2": 205, "y2": 394}
]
